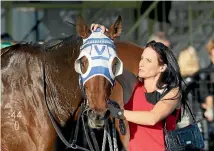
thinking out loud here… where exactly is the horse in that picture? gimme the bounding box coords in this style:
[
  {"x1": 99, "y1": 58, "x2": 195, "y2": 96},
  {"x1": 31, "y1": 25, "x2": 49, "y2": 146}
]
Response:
[
  {"x1": 53, "y1": 41, "x2": 143, "y2": 151},
  {"x1": 1, "y1": 15, "x2": 143, "y2": 151}
]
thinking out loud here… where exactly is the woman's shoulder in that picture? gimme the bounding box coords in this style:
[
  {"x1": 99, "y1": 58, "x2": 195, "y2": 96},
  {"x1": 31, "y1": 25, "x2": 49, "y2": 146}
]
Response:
[
  {"x1": 161, "y1": 86, "x2": 180, "y2": 98},
  {"x1": 161, "y1": 87, "x2": 181, "y2": 108},
  {"x1": 168, "y1": 87, "x2": 180, "y2": 94},
  {"x1": 162, "y1": 86, "x2": 180, "y2": 94}
]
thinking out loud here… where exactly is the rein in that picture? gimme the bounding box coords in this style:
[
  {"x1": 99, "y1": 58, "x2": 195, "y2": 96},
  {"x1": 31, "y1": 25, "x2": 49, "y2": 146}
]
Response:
[{"x1": 42, "y1": 48, "x2": 120, "y2": 151}]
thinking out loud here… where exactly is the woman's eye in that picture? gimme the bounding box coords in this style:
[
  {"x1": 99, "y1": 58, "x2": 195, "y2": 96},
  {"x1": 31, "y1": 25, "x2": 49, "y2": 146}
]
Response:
[
  {"x1": 141, "y1": 57, "x2": 151, "y2": 63},
  {"x1": 146, "y1": 59, "x2": 152, "y2": 63}
]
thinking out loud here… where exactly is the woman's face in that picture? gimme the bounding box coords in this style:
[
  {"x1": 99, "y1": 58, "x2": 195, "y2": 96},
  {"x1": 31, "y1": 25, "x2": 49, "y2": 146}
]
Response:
[{"x1": 138, "y1": 47, "x2": 164, "y2": 78}]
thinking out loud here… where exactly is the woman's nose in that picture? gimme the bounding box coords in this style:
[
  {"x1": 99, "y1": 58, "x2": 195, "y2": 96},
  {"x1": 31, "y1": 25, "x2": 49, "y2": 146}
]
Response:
[{"x1": 139, "y1": 60, "x2": 144, "y2": 67}]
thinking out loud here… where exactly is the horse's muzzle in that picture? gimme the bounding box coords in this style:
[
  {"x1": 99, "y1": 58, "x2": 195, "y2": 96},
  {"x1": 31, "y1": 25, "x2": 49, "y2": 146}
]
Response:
[{"x1": 87, "y1": 109, "x2": 110, "y2": 129}]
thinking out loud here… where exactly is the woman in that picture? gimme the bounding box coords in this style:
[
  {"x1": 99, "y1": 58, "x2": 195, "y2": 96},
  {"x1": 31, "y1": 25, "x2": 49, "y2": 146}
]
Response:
[{"x1": 91, "y1": 24, "x2": 185, "y2": 151}]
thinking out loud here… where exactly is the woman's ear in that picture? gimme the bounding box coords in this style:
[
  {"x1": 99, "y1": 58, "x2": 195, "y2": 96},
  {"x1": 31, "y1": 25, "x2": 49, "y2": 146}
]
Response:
[{"x1": 160, "y1": 64, "x2": 167, "y2": 72}]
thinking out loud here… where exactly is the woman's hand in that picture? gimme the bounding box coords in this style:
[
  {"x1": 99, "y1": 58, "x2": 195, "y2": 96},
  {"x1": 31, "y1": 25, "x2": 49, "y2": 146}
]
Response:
[
  {"x1": 107, "y1": 103, "x2": 125, "y2": 120},
  {"x1": 90, "y1": 23, "x2": 108, "y2": 33}
]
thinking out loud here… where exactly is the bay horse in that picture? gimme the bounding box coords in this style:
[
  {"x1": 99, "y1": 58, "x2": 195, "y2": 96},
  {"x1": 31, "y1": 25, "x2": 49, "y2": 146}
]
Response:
[{"x1": 1, "y1": 16, "x2": 143, "y2": 151}]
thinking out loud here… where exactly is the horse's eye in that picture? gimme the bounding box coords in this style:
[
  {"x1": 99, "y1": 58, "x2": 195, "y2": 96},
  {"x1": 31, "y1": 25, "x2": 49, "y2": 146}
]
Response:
[
  {"x1": 112, "y1": 58, "x2": 118, "y2": 75},
  {"x1": 80, "y1": 57, "x2": 88, "y2": 74}
]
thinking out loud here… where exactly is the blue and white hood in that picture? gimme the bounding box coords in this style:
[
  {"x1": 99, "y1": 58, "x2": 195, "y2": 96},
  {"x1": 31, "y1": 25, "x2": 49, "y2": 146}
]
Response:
[{"x1": 74, "y1": 28, "x2": 123, "y2": 86}]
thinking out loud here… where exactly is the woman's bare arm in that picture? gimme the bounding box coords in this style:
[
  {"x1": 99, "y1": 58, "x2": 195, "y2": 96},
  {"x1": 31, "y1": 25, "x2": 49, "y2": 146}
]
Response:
[{"x1": 123, "y1": 88, "x2": 180, "y2": 125}]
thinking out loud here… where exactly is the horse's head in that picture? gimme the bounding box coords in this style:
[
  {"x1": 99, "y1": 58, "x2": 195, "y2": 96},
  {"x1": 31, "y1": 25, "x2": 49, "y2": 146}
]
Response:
[{"x1": 74, "y1": 15, "x2": 123, "y2": 128}]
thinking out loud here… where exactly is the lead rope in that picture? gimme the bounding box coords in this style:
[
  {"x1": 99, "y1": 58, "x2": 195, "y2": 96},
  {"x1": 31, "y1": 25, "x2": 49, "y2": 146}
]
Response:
[
  {"x1": 107, "y1": 121, "x2": 114, "y2": 151},
  {"x1": 81, "y1": 109, "x2": 95, "y2": 151},
  {"x1": 112, "y1": 118, "x2": 118, "y2": 151},
  {"x1": 89, "y1": 126, "x2": 100, "y2": 151},
  {"x1": 101, "y1": 121, "x2": 108, "y2": 151}
]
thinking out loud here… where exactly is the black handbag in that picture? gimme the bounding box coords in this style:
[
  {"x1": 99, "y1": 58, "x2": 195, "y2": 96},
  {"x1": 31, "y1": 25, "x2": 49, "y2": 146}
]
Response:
[{"x1": 164, "y1": 102, "x2": 205, "y2": 151}]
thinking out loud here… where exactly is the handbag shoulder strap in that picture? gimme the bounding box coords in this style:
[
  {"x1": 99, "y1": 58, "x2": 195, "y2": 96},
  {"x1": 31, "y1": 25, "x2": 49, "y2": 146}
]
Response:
[
  {"x1": 163, "y1": 98, "x2": 198, "y2": 133},
  {"x1": 184, "y1": 101, "x2": 197, "y2": 123}
]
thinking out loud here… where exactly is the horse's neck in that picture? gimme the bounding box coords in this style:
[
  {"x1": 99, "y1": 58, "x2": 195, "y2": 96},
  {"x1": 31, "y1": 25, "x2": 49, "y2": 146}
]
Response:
[{"x1": 44, "y1": 42, "x2": 82, "y2": 126}]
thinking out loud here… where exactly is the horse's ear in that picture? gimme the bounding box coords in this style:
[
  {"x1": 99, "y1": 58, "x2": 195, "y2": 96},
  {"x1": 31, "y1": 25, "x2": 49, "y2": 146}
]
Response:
[
  {"x1": 76, "y1": 14, "x2": 91, "y2": 39},
  {"x1": 107, "y1": 15, "x2": 122, "y2": 40}
]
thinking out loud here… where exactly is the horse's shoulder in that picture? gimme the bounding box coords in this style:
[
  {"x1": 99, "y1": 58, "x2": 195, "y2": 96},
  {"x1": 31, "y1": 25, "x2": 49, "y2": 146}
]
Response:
[{"x1": 1, "y1": 43, "x2": 42, "y2": 69}]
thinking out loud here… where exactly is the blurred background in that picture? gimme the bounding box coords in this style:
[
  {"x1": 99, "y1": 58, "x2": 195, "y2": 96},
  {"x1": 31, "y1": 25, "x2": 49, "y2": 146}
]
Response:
[
  {"x1": 1, "y1": 1, "x2": 214, "y2": 67},
  {"x1": 1, "y1": 1, "x2": 214, "y2": 151}
]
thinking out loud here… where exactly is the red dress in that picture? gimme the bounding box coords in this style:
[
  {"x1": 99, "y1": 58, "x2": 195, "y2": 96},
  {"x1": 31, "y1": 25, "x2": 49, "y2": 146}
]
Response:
[{"x1": 124, "y1": 82, "x2": 180, "y2": 151}]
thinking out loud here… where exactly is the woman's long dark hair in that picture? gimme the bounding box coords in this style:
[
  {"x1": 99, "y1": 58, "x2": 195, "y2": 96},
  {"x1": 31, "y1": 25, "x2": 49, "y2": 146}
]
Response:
[{"x1": 145, "y1": 40, "x2": 187, "y2": 121}]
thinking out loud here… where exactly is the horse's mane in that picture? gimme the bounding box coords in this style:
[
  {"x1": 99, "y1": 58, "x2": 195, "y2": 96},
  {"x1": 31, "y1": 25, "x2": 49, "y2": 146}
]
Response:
[
  {"x1": 43, "y1": 35, "x2": 83, "y2": 51},
  {"x1": 1, "y1": 35, "x2": 83, "y2": 57},
  {"x1": 1, "y1": 42, "x2": 41, "y2": 56}
]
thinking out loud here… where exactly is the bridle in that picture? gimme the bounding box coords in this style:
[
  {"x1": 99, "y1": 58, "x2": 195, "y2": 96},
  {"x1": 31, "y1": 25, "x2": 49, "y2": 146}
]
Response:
[{"x1": 42, "y1": 33, "x2": 126, "y2": 151}]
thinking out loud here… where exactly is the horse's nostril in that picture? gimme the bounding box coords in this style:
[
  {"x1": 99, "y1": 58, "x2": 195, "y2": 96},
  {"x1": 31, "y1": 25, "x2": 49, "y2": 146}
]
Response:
[
  {"x1": 97, "y1": 115, "x2": 104, "y2": 120},
  {"x1": 87, "y1": 109, "x2": 95, "y2": 118},
  {"x1": 89, "y1": 110, "x2": 94, "y2": 114},
  {"x1": 87, "y1": 108, "x2": 109, "y2": 120}
]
